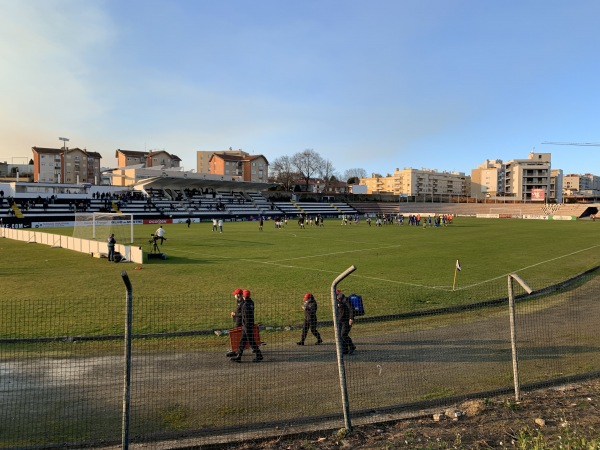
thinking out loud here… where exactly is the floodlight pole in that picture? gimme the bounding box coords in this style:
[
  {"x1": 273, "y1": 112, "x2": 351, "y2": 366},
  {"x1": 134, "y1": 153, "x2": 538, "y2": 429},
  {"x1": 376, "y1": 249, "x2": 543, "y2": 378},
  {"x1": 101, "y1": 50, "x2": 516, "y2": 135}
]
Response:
[
  {"x1": 507, "y1": 273, "x2": 532, "y2": 402},
  {"x1": 58, "y1": 137, "x2": 69, "y2": 183},
  {"x1": 121, "y1": 271, "x2": 133, "y2": 450},
  {"x1": 331, "y1": 265, "x2": 357, "y2": 431}
]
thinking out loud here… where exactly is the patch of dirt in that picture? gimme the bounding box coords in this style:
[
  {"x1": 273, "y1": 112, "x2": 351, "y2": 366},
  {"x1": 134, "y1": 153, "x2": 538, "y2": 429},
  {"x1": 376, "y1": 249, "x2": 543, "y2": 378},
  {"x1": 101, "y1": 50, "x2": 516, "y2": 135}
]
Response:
[{"x1": 214, "y1": 378, "x2": 600, "y2": 449}]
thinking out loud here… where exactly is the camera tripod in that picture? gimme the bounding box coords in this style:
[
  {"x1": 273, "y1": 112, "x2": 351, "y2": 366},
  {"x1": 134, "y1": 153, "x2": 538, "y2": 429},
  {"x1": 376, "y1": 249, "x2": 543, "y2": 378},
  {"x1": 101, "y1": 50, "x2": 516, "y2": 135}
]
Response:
[{"x1": 149, "y1": 236, "x2": 161, "y2": 253}]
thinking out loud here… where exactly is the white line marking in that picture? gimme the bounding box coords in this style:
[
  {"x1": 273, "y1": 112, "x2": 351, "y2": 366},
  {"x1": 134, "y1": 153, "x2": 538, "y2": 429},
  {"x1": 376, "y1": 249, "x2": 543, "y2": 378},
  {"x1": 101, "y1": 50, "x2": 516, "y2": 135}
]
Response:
[{"x1": 167, "y1": 241, "x2": 600, "y2": 292}]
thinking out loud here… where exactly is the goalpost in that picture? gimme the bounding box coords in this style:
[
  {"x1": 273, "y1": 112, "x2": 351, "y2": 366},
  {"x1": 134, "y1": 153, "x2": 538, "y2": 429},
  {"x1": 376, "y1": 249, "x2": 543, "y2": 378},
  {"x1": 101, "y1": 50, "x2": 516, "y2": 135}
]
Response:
[
  {"x1": 73, "y1": 212, "x2": 134, "y2": 244},
  {"x1": 489, "y1": 207, "x2": 522, "y2": 218}
]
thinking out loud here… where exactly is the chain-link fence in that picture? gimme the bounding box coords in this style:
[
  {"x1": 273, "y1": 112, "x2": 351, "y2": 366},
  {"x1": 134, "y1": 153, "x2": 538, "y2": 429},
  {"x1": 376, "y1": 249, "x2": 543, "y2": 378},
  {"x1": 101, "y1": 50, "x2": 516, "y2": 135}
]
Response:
[{"x1": 2, "y1": 269, "x2": 600, "y2": 448}]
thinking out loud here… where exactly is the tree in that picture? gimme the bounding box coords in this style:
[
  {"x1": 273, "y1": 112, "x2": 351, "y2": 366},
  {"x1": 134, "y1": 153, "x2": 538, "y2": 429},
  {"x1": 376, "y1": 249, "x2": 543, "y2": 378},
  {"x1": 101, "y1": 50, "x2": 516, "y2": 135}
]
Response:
[
  {"x1": 343, "y1": 168, "x2": 367, "y2": 184},
  {"x1": 269, "y1": 155, "x2": 296, "y2": 191},
  {"x1": 292, "y1": 149, "x2": 323, "y2": 192},
  {"x1": 317, "y1": 159, "x2": 335, "y2": 193}
]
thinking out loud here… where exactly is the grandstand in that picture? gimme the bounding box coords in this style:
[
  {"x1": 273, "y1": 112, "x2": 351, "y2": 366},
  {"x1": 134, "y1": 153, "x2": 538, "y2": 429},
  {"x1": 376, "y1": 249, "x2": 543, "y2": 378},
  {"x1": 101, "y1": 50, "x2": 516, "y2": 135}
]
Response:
[
  {"x1": 0, "y1": 178, "x2": 358, "y2": 228},
  {"x1": 349, "y1": 202, "x2": 401, "y2": 215},
  {"x1": 272, "y1": 201, "x2": 358, "y2": 217},
  {"x1": 1, "y1": 177, "x2": 597, "y2": 228}
]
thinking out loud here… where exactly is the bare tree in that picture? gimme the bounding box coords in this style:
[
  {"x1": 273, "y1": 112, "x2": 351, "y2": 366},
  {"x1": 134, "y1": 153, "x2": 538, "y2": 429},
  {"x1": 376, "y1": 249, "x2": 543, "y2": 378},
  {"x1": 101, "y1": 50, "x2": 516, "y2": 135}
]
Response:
[
  {"x1": 318, "y1": 159, "x2": 335, "y2": 193},
  {"x1": 343, "y1": 168, "x2": 367, "y2": 184},
  {"x1": 292, "y1": 149, "x2": 324, "y2": 192},
  {"x1": 270, "y1": 155, "x2": 297, "y2": 191}
]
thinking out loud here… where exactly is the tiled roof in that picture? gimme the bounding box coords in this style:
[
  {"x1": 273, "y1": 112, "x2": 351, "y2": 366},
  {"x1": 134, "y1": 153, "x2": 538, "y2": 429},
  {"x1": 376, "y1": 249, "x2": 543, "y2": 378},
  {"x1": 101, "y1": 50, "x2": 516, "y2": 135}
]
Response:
[
  {"x1": 116, "y1": 149, "x2": 180, "y2": 160},
  {"x1": 32, "y1": 147, "x2": 63, "y2": 154},
  {"x1": 116, "y1": 149, "x2": 145, "y2": 157}
]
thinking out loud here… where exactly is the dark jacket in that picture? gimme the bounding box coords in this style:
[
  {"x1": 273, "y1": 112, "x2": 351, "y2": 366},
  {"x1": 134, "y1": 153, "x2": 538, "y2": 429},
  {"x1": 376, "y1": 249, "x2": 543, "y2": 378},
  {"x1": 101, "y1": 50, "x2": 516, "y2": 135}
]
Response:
[
  {"x1": 336, "y1": 295, "x2": 354, "y2": 323},
  {"x1": 233, "y1": 298, "x2": 243, "y2": 327},
  {"x1": 240, "y1": 297, "x2": 255, "y2": 329},
  {"x1": 304, "y1": 297, "x2": 318, "y2": 321}
]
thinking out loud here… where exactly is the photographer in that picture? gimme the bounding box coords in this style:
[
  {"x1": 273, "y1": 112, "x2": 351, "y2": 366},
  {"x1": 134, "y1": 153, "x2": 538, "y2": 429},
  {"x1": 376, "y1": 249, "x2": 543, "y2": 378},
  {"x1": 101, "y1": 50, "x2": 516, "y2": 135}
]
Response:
[
  {"x1": 107, "y1": 234, "x2": 116, "y2": 262},
  {"x1": 155, "y1": 225, "x2": 166, "y2": 244}
]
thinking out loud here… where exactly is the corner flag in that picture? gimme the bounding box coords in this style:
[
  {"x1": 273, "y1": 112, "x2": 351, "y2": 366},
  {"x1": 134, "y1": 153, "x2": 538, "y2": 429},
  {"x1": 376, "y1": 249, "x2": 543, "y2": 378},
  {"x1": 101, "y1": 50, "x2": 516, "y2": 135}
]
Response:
[{"x1": 453, "y1": 259, "x2": 461, "y2": 291}]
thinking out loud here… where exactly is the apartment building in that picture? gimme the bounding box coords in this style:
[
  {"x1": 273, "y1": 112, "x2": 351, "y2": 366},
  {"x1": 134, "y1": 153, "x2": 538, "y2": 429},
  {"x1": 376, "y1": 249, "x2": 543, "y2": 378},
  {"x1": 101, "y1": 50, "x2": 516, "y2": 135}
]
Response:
[
  {"x1": 196, "y1": 149, "x2": 248, "y2": 174},
  {"x1": 563, "y1": 173, "x2": 600, "y2": 197},
  {"x1": 32, "y1": 147, "x2": 102, "y2": 184},
  {"x1": 504, "y1": 152, "x2": 552, "y2": 201},
  {"x1": 360, "y1": 168, "x2": 467, "y2": 198},
  {"x1": 115, "y1": 149, "x2": 181, "y2": 170},
  {"x1": 550, "y1": 169, "x2": 563, "y2": 203},
  {"x1": 470, "y1": 159, "x2": 505, "y2": 200},
  {"x1": 112, "y1": 149, "x2": 182, "y2": 187},
  {"x1": 208, "y1": 152, "x2": 269, "y2": 183}
]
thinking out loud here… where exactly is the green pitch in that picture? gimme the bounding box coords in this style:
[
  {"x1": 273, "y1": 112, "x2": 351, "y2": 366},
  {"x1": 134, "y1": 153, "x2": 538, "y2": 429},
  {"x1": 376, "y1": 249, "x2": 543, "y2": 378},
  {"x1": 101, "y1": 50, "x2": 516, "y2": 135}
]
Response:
[{"x1": 1, "y1": 217, "x2": 599, "y2": 337}]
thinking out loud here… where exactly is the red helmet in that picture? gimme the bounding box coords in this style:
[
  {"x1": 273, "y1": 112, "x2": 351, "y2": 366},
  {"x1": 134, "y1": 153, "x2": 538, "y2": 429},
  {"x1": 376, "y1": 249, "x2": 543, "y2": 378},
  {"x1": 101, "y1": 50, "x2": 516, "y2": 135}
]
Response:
[
  {"x1": 303, "y1": 293, "x2": 312, "y2": 301},
  {"x1": 242, "y1": 289, "x2": 251, "y2": 298},
  {"x1": 232, "y1": 288, "x2": 243, "y2": 296}
]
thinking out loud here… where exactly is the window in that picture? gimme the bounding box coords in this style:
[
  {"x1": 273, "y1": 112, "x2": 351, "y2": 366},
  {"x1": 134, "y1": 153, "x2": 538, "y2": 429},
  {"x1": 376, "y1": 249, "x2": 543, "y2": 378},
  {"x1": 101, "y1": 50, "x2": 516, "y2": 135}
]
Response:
[
  {"x1": 252, "y1": 162, "x2": 256, "y2": 166},
  {"x1": 225, "y1": 169, "x2": 230, "y2": 174}
]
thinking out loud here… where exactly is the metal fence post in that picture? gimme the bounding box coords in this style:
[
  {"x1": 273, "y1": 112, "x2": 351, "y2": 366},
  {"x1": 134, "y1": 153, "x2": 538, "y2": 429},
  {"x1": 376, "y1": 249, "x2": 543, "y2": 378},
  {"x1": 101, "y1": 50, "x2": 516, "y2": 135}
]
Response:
[
  {"x1": 507, "y1": 273, "x2": 532, "y2": 402},
  {"x1": 121, "y1": 271, "x2": 133, "y2": 450},
  {"x1": 331, "y1": 265, "x2": 357, "y2": 431}
]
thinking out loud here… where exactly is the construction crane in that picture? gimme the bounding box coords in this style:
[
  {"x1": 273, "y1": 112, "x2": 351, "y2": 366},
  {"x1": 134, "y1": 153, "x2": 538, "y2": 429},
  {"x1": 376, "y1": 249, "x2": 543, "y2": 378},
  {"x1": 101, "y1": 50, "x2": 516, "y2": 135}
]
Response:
[{"x1": 542, "y1": 141, "x2": 600, "y2": 146}]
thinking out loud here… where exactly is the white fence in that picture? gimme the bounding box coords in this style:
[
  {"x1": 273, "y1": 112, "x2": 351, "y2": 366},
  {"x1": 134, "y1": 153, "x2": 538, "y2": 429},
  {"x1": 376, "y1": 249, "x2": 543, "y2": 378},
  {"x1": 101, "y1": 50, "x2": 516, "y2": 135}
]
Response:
[{"x1": 0, "y1": 227, "x2": 144, "y2": 263}]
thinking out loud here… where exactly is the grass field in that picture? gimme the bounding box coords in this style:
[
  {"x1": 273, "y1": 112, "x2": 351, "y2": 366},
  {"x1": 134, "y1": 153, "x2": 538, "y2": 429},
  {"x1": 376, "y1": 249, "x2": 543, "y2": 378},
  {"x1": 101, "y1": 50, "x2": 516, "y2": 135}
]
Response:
[{"x1": 2, "y1": 217, "x2": 599, "y2": 337}]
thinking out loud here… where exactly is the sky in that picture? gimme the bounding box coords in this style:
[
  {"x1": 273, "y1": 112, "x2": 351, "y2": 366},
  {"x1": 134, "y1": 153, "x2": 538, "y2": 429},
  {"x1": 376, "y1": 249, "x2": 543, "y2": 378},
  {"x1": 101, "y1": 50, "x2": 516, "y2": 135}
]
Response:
[{"x1": 1, "y1": 0, "x2": 600, "y2": 177}]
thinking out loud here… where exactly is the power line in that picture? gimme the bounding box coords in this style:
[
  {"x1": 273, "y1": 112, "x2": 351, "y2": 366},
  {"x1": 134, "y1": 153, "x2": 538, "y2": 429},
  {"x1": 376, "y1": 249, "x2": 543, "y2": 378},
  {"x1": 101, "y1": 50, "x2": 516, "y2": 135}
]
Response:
[{"x1": 542, "y1": 141, "x2": 600, "y2": 146}]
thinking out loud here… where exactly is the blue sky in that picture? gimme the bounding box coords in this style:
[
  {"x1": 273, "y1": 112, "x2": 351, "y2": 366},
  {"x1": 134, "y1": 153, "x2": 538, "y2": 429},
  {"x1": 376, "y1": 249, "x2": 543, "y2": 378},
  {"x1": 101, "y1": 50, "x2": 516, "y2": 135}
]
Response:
[{"x1": 1, "y1": 0, "x2": 599, "y2": 177}]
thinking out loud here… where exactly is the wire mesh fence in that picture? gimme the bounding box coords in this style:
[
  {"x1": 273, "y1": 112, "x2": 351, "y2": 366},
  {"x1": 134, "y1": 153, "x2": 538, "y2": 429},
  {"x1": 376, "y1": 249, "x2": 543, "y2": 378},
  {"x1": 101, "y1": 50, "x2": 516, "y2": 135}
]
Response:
[{"x1": 2, "y1": 269, "x2": 600, "y2": 448}]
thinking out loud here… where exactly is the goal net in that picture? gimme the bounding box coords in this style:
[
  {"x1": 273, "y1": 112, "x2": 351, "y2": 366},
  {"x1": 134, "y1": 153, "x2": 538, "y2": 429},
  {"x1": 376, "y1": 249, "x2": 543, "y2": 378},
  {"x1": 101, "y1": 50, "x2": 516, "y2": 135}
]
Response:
[{"x1": 73, "y1": 212, "x2": 134, "y2": 244}]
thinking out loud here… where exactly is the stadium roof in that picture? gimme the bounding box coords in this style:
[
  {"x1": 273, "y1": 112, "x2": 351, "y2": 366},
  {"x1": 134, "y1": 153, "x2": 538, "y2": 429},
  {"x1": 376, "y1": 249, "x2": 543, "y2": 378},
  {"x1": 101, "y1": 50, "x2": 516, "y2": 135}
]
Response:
[{"x1": 133, "y1": 176, "x2": 277, "y2": 192}]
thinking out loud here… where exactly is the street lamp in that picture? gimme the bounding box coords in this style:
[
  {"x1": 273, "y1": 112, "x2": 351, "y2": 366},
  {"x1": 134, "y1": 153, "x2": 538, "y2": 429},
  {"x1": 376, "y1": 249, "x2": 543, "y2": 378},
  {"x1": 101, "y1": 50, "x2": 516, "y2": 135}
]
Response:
[{"x1": 59, "y1": 137, "x2": 69, "y2": 149}]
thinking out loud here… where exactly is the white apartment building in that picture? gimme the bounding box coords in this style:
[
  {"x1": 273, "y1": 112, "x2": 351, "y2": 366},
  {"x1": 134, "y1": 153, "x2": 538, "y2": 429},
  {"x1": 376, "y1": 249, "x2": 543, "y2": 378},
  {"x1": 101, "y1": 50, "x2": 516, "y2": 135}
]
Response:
[
  {"x1": 504, "y1": 152, "x2": 552, "y2": 201},
  {"x1": 563, "y1": 173, "x2": 600, "y2": 197},
  {"x1": 470, "y1": 159, "x2": 505, "y2": 200},
  {"x1": 550, "y1": 169, "x2": 563, "y2": 203},
  {"x1": 360, "y1": 168, "x2": 467, "y2": 198}
]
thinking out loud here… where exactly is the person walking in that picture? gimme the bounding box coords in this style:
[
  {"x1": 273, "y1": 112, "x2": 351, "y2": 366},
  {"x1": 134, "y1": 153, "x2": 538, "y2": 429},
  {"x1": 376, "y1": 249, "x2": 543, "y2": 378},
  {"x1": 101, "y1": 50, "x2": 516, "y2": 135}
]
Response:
[
  {"x1": 259, "y1": 216, "x2": 264, "y2": 231},
  {"x1": 218, "y1": 218, "x2": 223, "y2": 233},
  {"x1": 297, "y1": 293, "x2": 322, "y2": 346},
  {"x1": 227, "y1": 288, "x2": 244, "y2": 358},
  {"x1": 231, "y1": 290, "x2": 263, "y2": 362},
  {"x1": 212, "y1": 218, "x2": 217, "y2": 232},
  {"x1": 336, "y1": 290, "x2": 356, "y2": 355},
  {"x1": 107, "y1": 233, "x2": 116, "y2": 262}
]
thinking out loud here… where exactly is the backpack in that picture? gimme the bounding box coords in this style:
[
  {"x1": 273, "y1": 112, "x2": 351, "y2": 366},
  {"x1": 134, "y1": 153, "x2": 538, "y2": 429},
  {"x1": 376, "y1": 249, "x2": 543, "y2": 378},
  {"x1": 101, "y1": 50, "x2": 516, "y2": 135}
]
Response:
[{"x1": 348, "y1": 294, "x2": 365, "y2": 316}]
